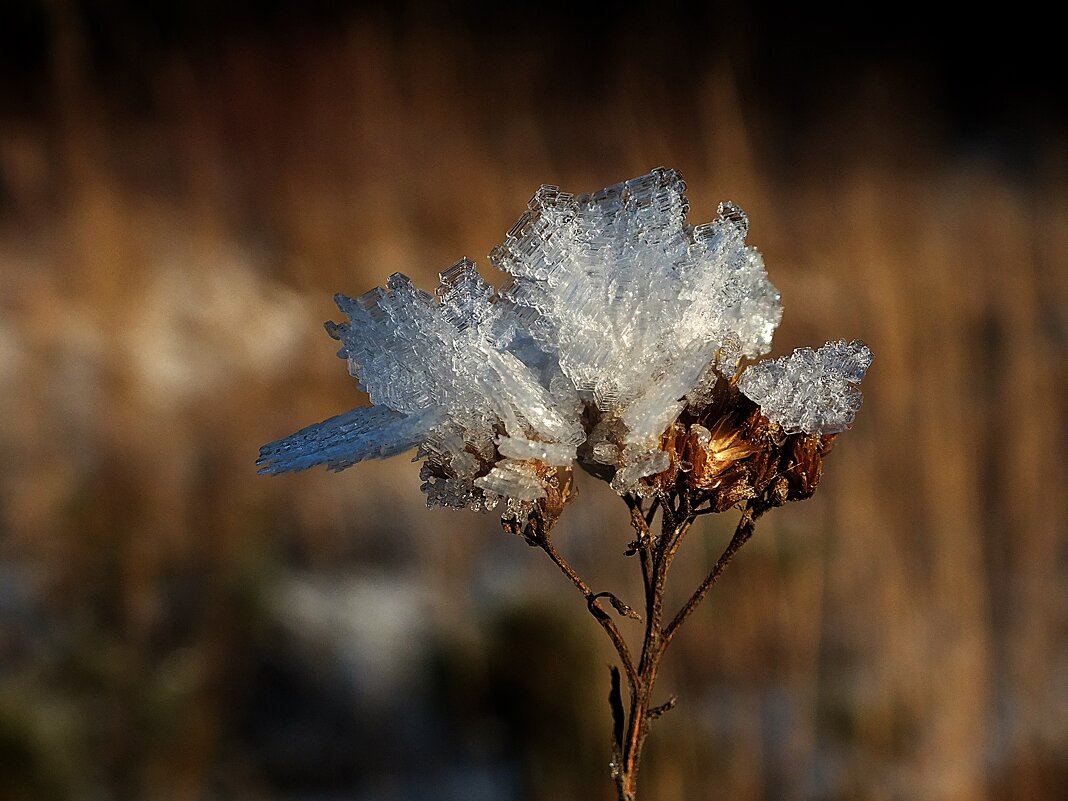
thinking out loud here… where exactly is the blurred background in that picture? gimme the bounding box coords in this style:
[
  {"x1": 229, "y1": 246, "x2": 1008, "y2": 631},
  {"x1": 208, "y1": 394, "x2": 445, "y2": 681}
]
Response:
[{"x1": 1, "y1": 2, "x2": 1065, "y2": 800}]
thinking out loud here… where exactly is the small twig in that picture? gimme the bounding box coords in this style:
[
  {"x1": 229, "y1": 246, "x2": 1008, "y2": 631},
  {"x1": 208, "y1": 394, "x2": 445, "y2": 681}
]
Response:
[
  {"x1": 663, "y1": 514, "x2": 693, "y2": 565},
  {"x1": 592, "y1": 591, "x2": 642, "y2": 621},
  {"x1": 662, "y1": 505, "x2": 757, "y2": 643},
  {"x1": 660, "y1": 493, "x2": 678, "y2": 532},
  {"x1": 648, "y1": 695, "x2": 677, "y2": 720},
  {"x1": 609, "y1": 666, "x2": 625, "y2": 757},
  {"x1": 536, "y1": 527, "x2": 640, "y2": 691},
  {"x1": 679, "y1": 488, "x2": 692, "y2": 518},
  {"x1": 625, "y1": 497, "x2": 654, "y2": 594},
  {"x1": 692, "y1": 505, "x2": 723, "y2": 517}
]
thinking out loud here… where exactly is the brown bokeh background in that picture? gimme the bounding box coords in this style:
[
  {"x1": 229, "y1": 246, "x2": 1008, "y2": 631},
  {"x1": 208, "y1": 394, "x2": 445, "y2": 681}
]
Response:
[{"x1": 1, "y1": 2, "x2": 1066, "y2": 800}]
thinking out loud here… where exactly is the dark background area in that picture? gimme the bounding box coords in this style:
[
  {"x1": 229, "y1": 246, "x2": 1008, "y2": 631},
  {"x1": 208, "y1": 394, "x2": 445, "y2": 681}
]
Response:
[
  {"x1": 3, "y1": 2, "x2": 1064, "y2": 132},
  {"x1": 1, "y1": 2, "x2": 1065, "y2": 800}
]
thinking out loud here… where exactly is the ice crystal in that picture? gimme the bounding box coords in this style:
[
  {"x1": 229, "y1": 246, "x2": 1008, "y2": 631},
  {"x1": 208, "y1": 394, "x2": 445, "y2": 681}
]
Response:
[
  {"x1": 258, "y1": 405, "x2": 443, "y2": 474},
  {"x1": 738, "y1": 340, "x2": 873, "y2": 435},
  {"x1": 258, "y1": 168, "x2": 871, "y2": 513}
]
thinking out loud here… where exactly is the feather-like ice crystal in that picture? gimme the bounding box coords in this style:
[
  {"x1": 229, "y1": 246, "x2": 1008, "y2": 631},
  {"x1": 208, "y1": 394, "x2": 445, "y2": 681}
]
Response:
[{"x1": 259, "y1": 168, "x2": 871, "y2": 512}]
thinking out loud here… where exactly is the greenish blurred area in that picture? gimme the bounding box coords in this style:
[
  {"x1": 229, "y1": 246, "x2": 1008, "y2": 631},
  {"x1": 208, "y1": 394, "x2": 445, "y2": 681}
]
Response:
[{"x1": 1, "y1": 2, "x2": 1065, "y2": 800}]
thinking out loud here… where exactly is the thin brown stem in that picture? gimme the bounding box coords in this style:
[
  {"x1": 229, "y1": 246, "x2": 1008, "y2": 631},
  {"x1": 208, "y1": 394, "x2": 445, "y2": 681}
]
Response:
[
  {"x1": 625, "y1": 496, "x2": 654, "y2": 596},
  {"x1": 692, "y1": 505, "x2": 722, "y2": 517},
  {"x1": 662, "y1": 506, "x2": 757, "y2": 644},
  {"x1": 537, "y1": 533, "x2": 640, "y2": 691},
  {"x1": 615, "y1": 507, "x2": 697, "y2": 800}
]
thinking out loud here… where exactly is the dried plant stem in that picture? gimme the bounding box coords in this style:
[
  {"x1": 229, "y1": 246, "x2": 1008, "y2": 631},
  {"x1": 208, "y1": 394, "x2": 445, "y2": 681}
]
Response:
[
  {"x1": 530, "y1": 498, "x2": 759, "y2": 801},
  {"x1": 663, "y1": 506, "x2": 757, "y2": 642},
  {"x1": 537, "y1": 532, "x2": 640, "y2": 691}
]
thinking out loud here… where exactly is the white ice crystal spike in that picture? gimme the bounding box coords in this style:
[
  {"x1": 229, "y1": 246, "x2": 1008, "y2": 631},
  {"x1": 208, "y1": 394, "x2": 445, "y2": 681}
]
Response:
[
  {"x1": 738, "y1": 340, "x2": 873, "y2": 435},
  {"x1": 474, "y1": 459, "x2": 547, "y2": 502},
  {"x1": 436, "y1": 257, "x2": 496, "y2": 332},
  {"x1": 621, "y1": 338, "x2": 718, "y2": 444},
  {"x1": 716, "y1": 201, "x2": 749, "y2": 235},
  {"x1": 483, "y1": 349, "x2": 585, "y2": 444},
  {"x1": 496, "y1": 435, "x2": 576, "y2": 467},
  {"x1": 610, "y1": 449, "x2": 672, "y2": 495},
  {"x1": 820, "y1": 338, "x2": 874, "y2": 383},
  {"x1": 257, "y1": 405, "x2": 440, "y2": 474}
]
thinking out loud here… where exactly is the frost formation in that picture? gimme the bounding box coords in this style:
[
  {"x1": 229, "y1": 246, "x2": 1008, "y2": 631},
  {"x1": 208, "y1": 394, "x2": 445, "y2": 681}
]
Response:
[
  {"x1": 737, "y1": 340, "x2": 873, "y2": 435},
  {"x1": 258, "y1": 168, "x2": 870, "y2": 511}
]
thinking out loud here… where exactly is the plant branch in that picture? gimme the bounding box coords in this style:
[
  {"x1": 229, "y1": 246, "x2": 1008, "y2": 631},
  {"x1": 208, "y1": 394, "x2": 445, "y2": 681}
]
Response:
[
  {"x1": 625, "y1": 497, "x2": 654, "y2": 596},
  {"x1": 536, "y1": 529, "x2": 640, "y2": 691},
  {"x1": 613, "y1": 506, "x2": 696, "y2": 800},
  {"x1": 534, "y1": 496, "x2": 760, "y2": 801},
  {"x1": 662, "y1": 505, "x2": 757, "y2": 643}
]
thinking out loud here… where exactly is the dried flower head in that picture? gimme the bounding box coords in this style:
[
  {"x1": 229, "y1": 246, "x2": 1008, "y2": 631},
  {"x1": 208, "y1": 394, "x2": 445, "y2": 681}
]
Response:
[{"x1": 259, "y1": 168, "x2": 871, "y2": 525}]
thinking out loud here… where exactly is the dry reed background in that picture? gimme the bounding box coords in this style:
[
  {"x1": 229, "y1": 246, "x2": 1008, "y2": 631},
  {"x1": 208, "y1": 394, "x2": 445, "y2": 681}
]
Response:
[{"x1": 1, "y1": 3, "x2": 1066, "y2": 800}]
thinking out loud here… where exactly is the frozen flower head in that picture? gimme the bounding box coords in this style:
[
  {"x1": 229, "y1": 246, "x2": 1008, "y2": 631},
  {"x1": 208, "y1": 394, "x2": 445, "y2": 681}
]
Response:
[{"x1": 259, "y1": 168, "x2": 872, "y2": 524}]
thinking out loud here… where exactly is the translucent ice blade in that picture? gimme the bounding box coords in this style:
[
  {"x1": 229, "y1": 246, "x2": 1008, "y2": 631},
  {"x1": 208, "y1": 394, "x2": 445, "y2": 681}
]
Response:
[
  {"x1": 484, "y1": 348, "x2": 585, "y2": 445},
  {"x1": 621, "y1": 339, "x2": 720, "y2": 445},
  {"x1": 473, "y1": 458, "x2": 547, "y2": 501},
  {"x1": 495, "y1": 435, "x2": 576, "y2": 466},
  {"x1": 258, "y1": 405, "x2": 442, "y2": 474}
]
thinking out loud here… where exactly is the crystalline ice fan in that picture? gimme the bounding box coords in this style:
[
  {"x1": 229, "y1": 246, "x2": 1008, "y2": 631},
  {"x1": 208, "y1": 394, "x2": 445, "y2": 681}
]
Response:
[{"x1": 258, "y1": 168, "x2": 872, "y2": 513}]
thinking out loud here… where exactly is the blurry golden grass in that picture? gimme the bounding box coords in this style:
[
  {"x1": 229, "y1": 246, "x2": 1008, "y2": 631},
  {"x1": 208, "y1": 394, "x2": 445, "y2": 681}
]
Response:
[{"x1": 0, "y1": 15, "x2": 1066, "y2": 801}]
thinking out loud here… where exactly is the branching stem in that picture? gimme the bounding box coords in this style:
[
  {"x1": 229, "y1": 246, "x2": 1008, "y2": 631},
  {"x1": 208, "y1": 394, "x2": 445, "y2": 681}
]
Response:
[
  {"x1": 536, "y1": 531, "x2": 640, "y2": 692},
  {"x1": 531, "y1": 497, "x2": 760, "y2": 801},
  {"x1": 663, "y1": 507, "x2": 757, "y2": 643}
]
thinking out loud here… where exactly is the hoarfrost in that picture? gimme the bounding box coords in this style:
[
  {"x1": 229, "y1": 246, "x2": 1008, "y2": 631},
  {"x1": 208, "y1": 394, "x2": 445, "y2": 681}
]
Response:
[
  {"x1": 259, "y1": 169, "x2": 870, "y2": 509},
  {"x1": 738, "y1": 340, "x2": 873, "y2": 435},
  {"x1": 258, "y1": 405, "x2": 442, "y2": 474}
]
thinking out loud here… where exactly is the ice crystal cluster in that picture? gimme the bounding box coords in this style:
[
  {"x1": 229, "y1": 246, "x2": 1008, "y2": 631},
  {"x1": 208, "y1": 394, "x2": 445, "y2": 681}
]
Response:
[
  {"x1": 259, "y1": 168, "x2": 871, "y2": 516},
  {"x1": 738, "y1": 340, "x2": 873, "y2": 436}
]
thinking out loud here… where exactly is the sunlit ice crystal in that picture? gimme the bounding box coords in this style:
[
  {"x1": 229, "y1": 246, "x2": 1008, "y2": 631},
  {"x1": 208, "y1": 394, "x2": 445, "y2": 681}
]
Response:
[
  {"x1": 738, "y1": 340, "x2": 873, "y2": 435},
  {"x1": 260, "y1": 167, "x2": 864, "y2": 509},
  {"x1": 492, "y1": 174, "x2": 779, "y2": 411},
  {"x1": 473, "y1": 458, "x2": 547, "y2": 502},
  {"x1": 490, "y1": 168, "x2": 781, "y2": 489},
  {"x1": 258, "y1": 256, "x2": 584, "y2": 511},
  {"x1": 326, "y1": 260, "x2": 583, "y2": 446},
  {"x1": 495, "y1": 435, "x2": 576, "y2": 467}
]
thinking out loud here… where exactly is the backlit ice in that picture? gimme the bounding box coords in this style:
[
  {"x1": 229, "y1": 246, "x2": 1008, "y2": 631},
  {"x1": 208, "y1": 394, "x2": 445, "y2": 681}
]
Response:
[{"x1": 259, "y1": 168, "x2": 871, "y2": 509}]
